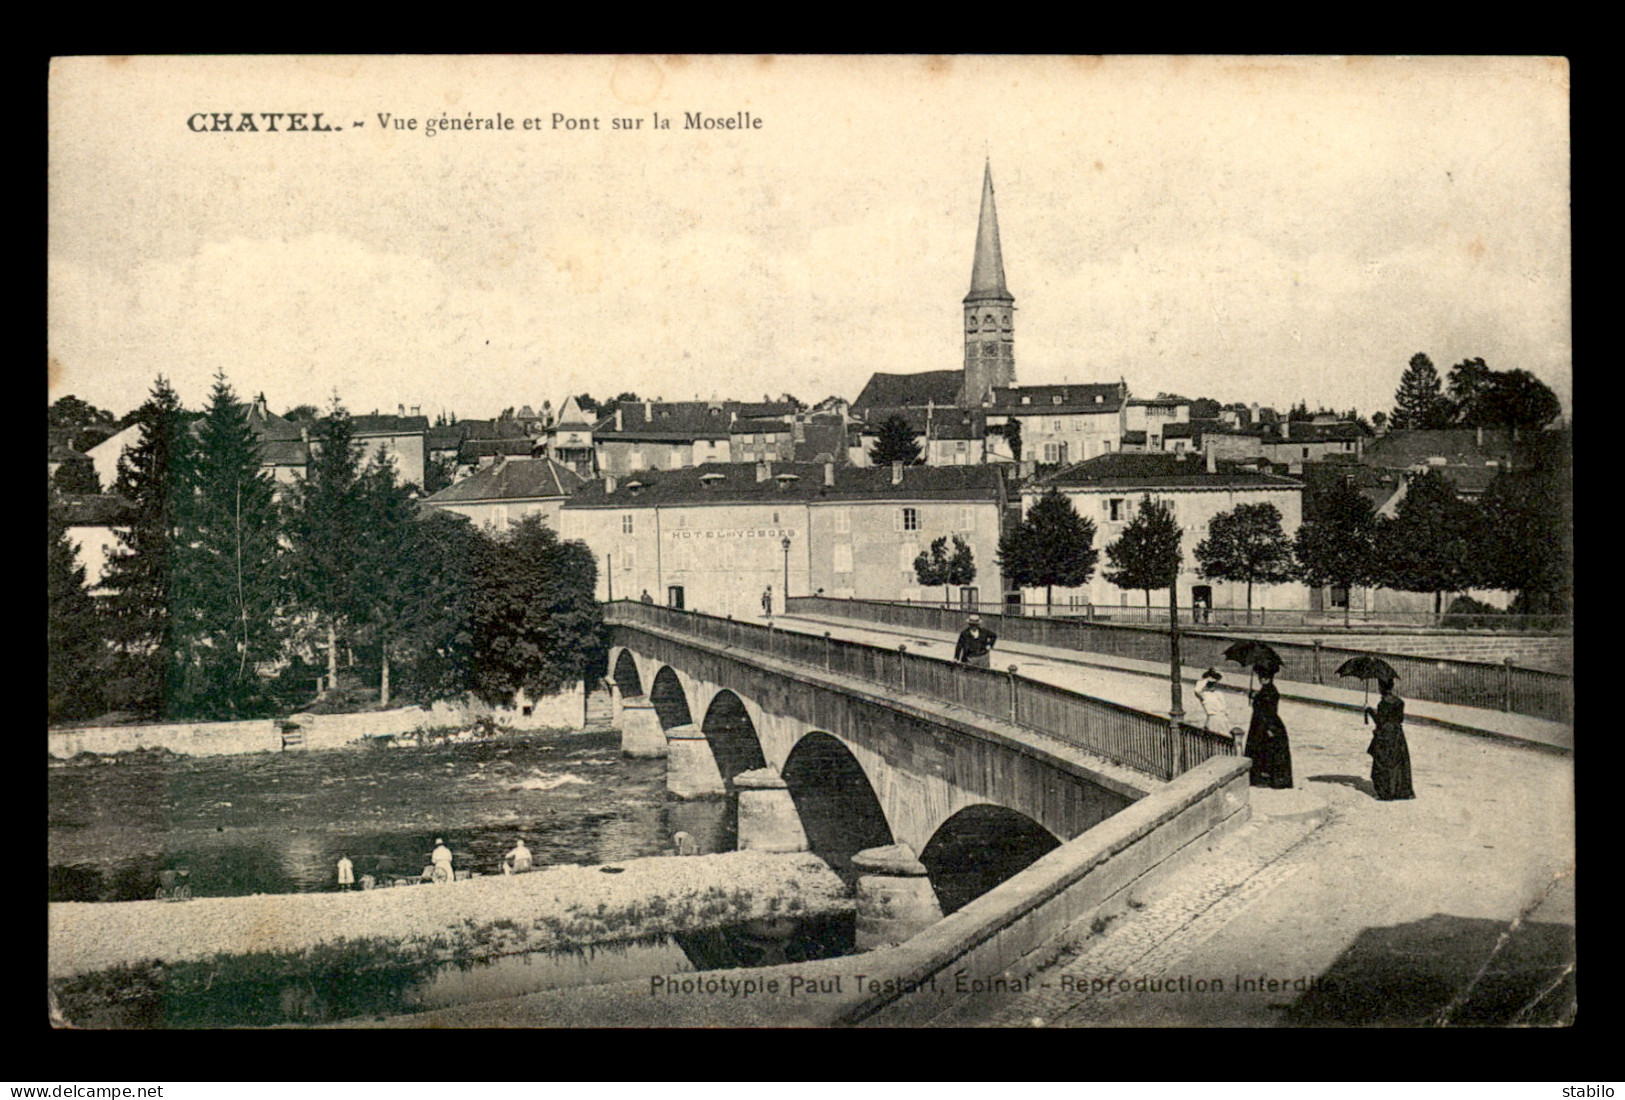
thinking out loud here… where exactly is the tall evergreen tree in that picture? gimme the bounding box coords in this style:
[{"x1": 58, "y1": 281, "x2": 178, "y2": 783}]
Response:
[
  {"x1": 1294, "y1": 475, "x2": 1379, "y2": 627},
  {"x1": 48, "y1": 503, "x2": 106, "y2": 722},
  {"x1": 101, "y1": 376, "x2": 192, "y2": 716},
  {"x1": 1391, "y1": 353, "x2": 1451, "y2": 429},
  {"x1": 1104, "y1": 496, "x2": 1183, "y2": 611},
  {"x1": 999, "y1": 488, "x2": 1099, "y2": 612},
  {"x1": 869, "y1": 415, "x2": 923, "y2": 466},
  {"x1": 1194, "y1": 502, "x2": 1296, "y2": 623},
  {"x1": 283, "y1": 396, "x2": 366, "y2": 687},
  {"x1": 172, "y1": 371, "x2": 285, "y2": 717},
  {"x1": 351, "y1": 452, "x2": 422, "y2": 706},
  {"x1": 1379, "y1": 469, "x2": 1480, "y2": 616}
]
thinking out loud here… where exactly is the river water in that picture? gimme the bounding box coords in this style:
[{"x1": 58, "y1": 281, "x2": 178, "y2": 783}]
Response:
[{"x1": 48, "y1": 729, "x2": 735, "y2": 901}]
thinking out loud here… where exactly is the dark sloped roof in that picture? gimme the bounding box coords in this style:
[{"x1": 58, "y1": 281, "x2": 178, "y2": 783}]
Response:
[
  {"x1": 594, "y1": 402, "x2": 734, "y2": 440},
  {"x1": 991, "y1": 383, "x2": 1125, "y2": 414},
  {"x1": 1364, "y1": 428, "x2": 1518, "y2": 466},
  {"x1": 257, "y1": 439, "x2": 309, "y2": 466},
  {"x1": 347, "y1": 414, "x2": 431, "y2": 436},
  {"x1": 50, "y1": 444, "x2": 88, "y2": 463},
  {"x1": 792, "y1": 421, "x2": 847, "y2": 462},
  {"x1": 459, "y1": 438, "x2": 536, "y2": 461},
  {"x1": 1034, "y1": 453, "x2": 1303, "y2": 491},
  {"x1": 426, "y1": 424, "x2": 467, "y2": 450},
  {"x1": 565, "y1": 461, "x2": 1005, "y2": 508},
  {"x1": 1120, "y1": 430, "x2": 1148, "y2": 445},
  {"x1": 459, "y1": 418, "x2": 533, "y2": 441},
  {"x1": 52, "y1": 493, "x2": 135, "y2": 526},
  {"x1": 425, "y1": 457, "x2": 584, "y2": 504},
  {"x1": 730, "y1": 417, "x2": 793, "y2": 434},
  {"x1": 851, "y1": 371, "x2": 964, "y2": 411}
]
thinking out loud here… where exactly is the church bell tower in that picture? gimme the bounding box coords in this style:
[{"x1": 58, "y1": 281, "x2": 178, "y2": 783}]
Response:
[{"x1": 962, "y1": 160, "x2": 1015, "y2": 406}]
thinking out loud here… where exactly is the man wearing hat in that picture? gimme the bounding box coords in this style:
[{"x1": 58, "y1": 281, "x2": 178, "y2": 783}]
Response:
[{"x1": 954, "y1": 614, "x2": 998, "y2": 668}]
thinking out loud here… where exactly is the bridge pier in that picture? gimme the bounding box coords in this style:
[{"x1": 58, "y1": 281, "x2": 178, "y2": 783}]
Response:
[
  {"x1": 620, "y1": 698, "x2": 668, "y2": 759},
  {"x1": 851, "y1": 843, "x2": 943, "y2": 950},
  {"x1": 606, "y1": 681, "x2": 624, "y2": 727},
  {"x1": 734, "y1": 767, "x2": 809, "y2": 853},
  {"x1": 664, "y1": 724, "x2": 727, "y2": 800}
]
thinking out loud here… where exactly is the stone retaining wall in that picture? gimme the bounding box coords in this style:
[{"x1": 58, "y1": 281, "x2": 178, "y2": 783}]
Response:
[
  {"x1": 47, "y1": 686, "x2": 586, "y2": 759},
  {"x1": 837, "y1": 754, "x2": 1252, "y2": 1026}
]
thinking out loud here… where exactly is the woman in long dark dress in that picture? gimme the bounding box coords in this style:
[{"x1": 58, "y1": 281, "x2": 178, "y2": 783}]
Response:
[
  {"x1": 1244, "y1": 667, "x2": 1293, "y2": 788},
  {"x1": 1365, "y1": 677, "x2": 1416, "y2": 800}
]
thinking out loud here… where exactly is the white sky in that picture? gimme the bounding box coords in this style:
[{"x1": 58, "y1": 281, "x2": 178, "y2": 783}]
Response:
[{"x1": 48, "y1": 55, "x2": 1571, "y2": 422}]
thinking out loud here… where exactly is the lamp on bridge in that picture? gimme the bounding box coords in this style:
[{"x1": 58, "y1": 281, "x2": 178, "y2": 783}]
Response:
[{"x1": 781, "y1": 536, "x2": 792, "y2": 611}]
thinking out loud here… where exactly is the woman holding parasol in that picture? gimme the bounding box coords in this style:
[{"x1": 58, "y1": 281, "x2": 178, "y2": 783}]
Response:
[
  {"x1": 1366, "y1": 676, "x2": 1415, "y2": 800},
  {"x1": 1243, "y1": 663, "x2": 1294, "y2": 789}
]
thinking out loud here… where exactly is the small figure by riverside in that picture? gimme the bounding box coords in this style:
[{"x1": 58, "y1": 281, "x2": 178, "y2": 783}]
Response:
[
  {"x1": 1366, "y1": 677, "x2": 1416, "y2": 801},
  {"x1": 1244, "y1": 666, "x2": 1294, "y2": 788},
  {"x1": 336, "y1": 853, "x2": 354, "y2": 891},
  {"x1": 954, "y1": 614, "x2": 997, "y2": 669},
  {"x1": 503, "y1": 836, "x2": 533, "y2": 875},
  {"x1": 429, "y1": 838, "x2": 454, "y2": 884}
]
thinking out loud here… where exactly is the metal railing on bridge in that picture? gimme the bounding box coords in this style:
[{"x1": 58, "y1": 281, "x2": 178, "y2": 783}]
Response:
[
  {"x1": 898, "y1": 600, "x2": 1573, "y2": 633},
  {"x1": 784, "y1": 596, "x2": 1574, "y2": 725},
  {"x1": 603, "y1": 600, "x2": 1235, "y2": 782}
]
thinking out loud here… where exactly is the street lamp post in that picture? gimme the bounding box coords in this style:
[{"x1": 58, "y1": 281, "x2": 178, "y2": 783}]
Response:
[{"x1": 781, "y1": 536, "x2": 792, "y2": 613}]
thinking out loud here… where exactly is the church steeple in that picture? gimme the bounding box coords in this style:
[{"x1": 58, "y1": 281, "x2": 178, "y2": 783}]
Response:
[{"x1": 962, "y1": 160, "x2": 1015, "y2": 406}]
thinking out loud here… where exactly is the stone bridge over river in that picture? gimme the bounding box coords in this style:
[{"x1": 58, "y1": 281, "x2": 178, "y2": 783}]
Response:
[{"x1": 603, "y1": 602, "x2": 1234, "y2": 922}]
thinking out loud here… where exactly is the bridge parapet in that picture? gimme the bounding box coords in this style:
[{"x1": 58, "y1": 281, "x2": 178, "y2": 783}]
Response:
[{"x1": 606, "y1": 600, "x2": 1231, "y2": 782}]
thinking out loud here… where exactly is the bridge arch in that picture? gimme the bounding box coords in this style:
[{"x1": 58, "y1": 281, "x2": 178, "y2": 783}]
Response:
[
  {"x1": 781, "y1": 732, "x2": 894, "y2": 883},
  {"x1": 700, "y1": 689, "x2": 769, "y2": 787},
  {"x1": 648, "y1": 666, "x2": 693, "y2": 730},
  {"x1": 919, "y1": 804, "x2": 1062, "y2": 915},
  {"x1": 610, "y1": 647, "x2": 644, "y2": 698}
]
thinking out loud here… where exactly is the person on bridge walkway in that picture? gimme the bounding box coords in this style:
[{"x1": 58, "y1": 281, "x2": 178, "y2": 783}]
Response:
[
  {"x1": 955, "y1": 614, "x2": 998, "y2": 669},
  {"x1": 1245, "y1": 667, "x2": 1294, "y2": 789},
  {"x1": 1195, "y1": 670, "x2": 1244, "y2": 750},
  {"x1": 640, "y1": 590, "x2": 654, "y2": 604},
  {"x1": 1366, "y1": 677, "x2": 1416, "y2": 801},
  {"x1": 762, "y1": 586, "x2": 773, "y2": 616}
]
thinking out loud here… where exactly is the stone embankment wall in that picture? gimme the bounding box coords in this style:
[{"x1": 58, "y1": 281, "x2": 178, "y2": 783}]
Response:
[
  {"x1": 47, "y1": 686, "x2": 586, "y2": 759},
  {"x1": 48, "y1": 850, "x2": 849, "y2": 980}
]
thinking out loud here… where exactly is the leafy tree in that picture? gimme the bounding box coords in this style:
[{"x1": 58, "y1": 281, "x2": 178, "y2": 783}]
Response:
[
  {"x1": 49, "y1": 394, "x2": 118, "y2": 432},
  {"x1": 914, "y1": 535, "x2": 977, "y2": 607},
  {"x1": 1477, "y1": 459, "x2": 1571, "y2": 612},
  {"x1": 1378, "y1": 470, "x2": 1479, "y2": 616},
  {"x1": 52, "y1": 458, "x2": 101, "y2": 495},
  {"x1": 1288, "y1": 400, "x2": 1313, "y2": 422},
  {"x1": 1449, "y1": 361, "x2": 1561, "y2": 430},
  {"x1": 396, "y1": 510, "x2": 486, "y2": 703},
  {"x1": 1294, "y1": 475, "x2": 1378, "y2": 627},
  {"x1": 423, "y1": 450, "x2": 458, "y2": 495},
  {"x1": 283, "y1": 396, "x2": 367, "y2": 688},
  {"x1": 988, "y1": 418, "x2": 1022, "y2": 461},
  {"x1": 1191, "y1": 397, "x2": 1221, "y2": 420},
  {"x1": 1391, "y1": 353, "x2": 1452, "y2": 429},
  {"x1": 170, "y1": 371, "x2": 286, "y2": 717},
  {"x1": 1000, "y1": 488, "x2": 1100, "y2": 612},
  {"x1": 1104, "y1": 496, "x2": 1183, "y2": 611},
  {"x1": 1371, "y1": 411, "x2": 1388, "y2": 432},
  {"x1": 869, "y1": 414, "x2": 922, "y2": 466},
  {"x1": 283, "y1": 404, "x2": 321, "y2": 422},
  {"x1": 574, "y1": 394, "x2": 601, "y2": 418},
  {"x1": 48, "y1": 503, "x2": 106, "y2": 722},
  {"x1": 470, "y1": 515, "x2": 603, "y2": 705},
  {"x1": 101, "y1": 376, "x2": 193, "y2": 717},
  {"x1": 1194, "y1": 502, "x2": 1296, "y2": 623}
]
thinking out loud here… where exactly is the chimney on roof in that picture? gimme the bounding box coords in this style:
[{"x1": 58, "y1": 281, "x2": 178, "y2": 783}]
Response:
[
  {"x1": 824, "y1": 461, "x2": 835, "y2": 487},
  {"x1": 1206, "y1": 447, "x2": 1217, "y2": 474},
  {"x1": 891, "y1": 461, "x2": 903, "y2": 486},
  {"x1": 1476, "y1": 426, "x2": 1484, "y2": 447},
  {"x1": 615, "y1": 408, "x2": 623, "y2": 432},
  {"x1": 398, "y1": 404, "x2": 405, "y2": 417},
  {"x1": 300, "y1": 426, "x2": 309, "y2": 445},
  {"x1": 411, "y1": 405, "x2": 420, "y2": 417},
  {"x1": 605, "y1": 474, "x2": 617, "y2": 495},
  {"x1": 756, "y1": 461, "x2": 771, "y2": 482},
  {"x1": 644, "y1": 400, "x2": 652, "y2": 421},
  {"x1": 1282, "y1": 419, "x2": 1290, "y2": 441},
  {"x1": 1251, "y1": 403, "x2": 1260, "y2": 424}
]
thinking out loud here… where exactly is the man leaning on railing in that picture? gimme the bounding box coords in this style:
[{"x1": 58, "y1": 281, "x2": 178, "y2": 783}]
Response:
[{"x1": 954, "y1": 614, "x2": 998, "y2": 669}]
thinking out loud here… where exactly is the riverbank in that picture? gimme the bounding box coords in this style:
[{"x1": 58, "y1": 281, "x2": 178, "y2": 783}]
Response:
[{"x1": 49, "y1": 850, "x2": 851, "y2": 982}]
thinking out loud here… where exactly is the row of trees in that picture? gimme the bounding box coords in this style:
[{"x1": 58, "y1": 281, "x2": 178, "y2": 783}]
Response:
[
  {"x1": 1392, "y1": 353, "x2": 1561, "y2": 431},
  {"x1": 48, "y1": 373, "x2": 604, "y2": 724},
  {"x1": 988, "y1": 466, "x2": 1571, "y2": 622}
]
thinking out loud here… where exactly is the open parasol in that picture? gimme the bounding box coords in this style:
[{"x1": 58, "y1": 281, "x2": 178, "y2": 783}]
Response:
[
  {"x1": 1336, "y1": 655, "x2": 1399, "y2": 723},
  {"x1": 1223, "y1": 639, "x2": 1282, "y2": 694}
]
